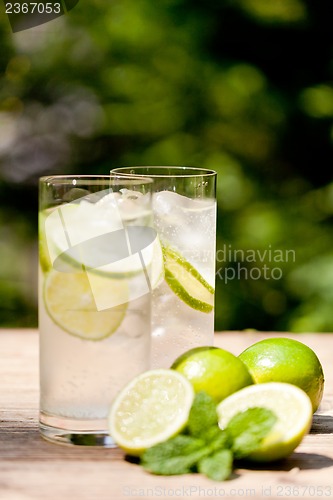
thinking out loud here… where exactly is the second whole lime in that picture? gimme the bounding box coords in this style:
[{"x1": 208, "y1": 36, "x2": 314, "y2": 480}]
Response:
[
  {"x1": 238, "y1": 337, "x2": 324, "y2": 412},
  {"x1": 171, "y1": 346, "x2": 253, "y2": 403}
]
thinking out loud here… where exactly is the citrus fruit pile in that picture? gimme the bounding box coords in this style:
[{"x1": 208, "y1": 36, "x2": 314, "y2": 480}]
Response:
[{"x1": 108, "y1": 336, "x2": 324, "y2": 472}]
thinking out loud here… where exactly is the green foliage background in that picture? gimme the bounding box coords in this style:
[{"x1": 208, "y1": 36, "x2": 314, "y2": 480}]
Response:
[{"x1": 0, "y1": 0, "x2": 332, "y2": 331}]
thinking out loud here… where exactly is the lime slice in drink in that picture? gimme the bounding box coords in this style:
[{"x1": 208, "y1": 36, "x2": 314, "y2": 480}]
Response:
[
  {"x1": 44, "y1": 270, "x2": 128, "y2": 340},
  {"x1": 162, "y1": 246, "x2": 214, "y2": 313},
  {"x1": 108, "y1": 369, "x2": 195, "y2": 456},
  {"x1": 39, "y1": 210, "x2": 53, "y2": 273},
  {"x1": 217, "y1": 382, "x2": 313, "y2": 462},
  {"x1": 41, "y1": 199, "x2": 163, "y2": 283}
]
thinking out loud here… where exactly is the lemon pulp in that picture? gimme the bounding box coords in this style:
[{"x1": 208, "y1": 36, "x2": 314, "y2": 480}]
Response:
[
  {"x1": 108, "y1": 369, "x2": 195, "y2": 455},
  {"x1": 217, "y1": 382, "x2": 313, "y2": 462},
  {"x1": 44, "y1": 269, "x2": 128, "y2": 340}
]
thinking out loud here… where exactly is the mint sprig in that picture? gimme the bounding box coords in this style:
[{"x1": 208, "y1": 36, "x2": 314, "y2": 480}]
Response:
[
  {"x1": 198, "y1": 449, "x2": 233, "y2": 481},
  {"x1": 227, "y1": 406, "x2": 277, "y2": 459},
  {"x1": 187, "y1": 390, "x2": 218, "y2": 436},
  {"x1": 141, "y1": 435, "x2": 207, "y2": 475},
  {"x1": 139, "y1": 391, "x2": 276, "y2": 481}
]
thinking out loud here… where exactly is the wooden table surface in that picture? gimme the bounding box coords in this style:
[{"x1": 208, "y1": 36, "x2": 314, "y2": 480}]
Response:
[{"x1": 1, "y1": 329, "x2": 333, "y2": 500}]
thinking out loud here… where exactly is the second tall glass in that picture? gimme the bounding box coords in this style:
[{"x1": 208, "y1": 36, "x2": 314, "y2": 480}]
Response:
[{"x1": 112, "y1": 166, "x2": 217, "y2": 368}]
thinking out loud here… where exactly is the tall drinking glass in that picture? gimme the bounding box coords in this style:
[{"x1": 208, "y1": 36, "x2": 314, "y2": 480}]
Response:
[
  {"x1": 112, "y1": 167, "x2": 217, "y2": 368},
  {"x1": 39, "y1": 175, "x2": 155, "y2": 445}
]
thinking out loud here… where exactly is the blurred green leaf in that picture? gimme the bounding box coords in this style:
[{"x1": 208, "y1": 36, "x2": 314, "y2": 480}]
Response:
[{"x1": 0, "y1": 0, "x2": 332, "y2": 331}]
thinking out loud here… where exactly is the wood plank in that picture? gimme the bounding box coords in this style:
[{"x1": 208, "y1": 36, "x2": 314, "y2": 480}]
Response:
[{"x1": 1, "y1": 329, "x2": 333, "y2": 499}]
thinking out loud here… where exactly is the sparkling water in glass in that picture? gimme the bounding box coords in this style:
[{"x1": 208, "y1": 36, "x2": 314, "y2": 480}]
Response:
[
  {"x1": 39, "y1": 175, "x2": 155, "y2": 445},
  {"x1": 112, "y1": 167, "x2": 217, "y2": 368}
]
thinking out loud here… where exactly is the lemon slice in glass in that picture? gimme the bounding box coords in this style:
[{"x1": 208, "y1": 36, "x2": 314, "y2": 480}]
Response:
[
  {"x1": 39, "y1": 209, "x2": 53, "y2": 273},
  {"x1": 217, "y1": 382, "x2": 313, "y2": 462},
  {"x1": 162, "y1": 246, "x2": 214, "y2": 313},
  {"x1": 40, "y1": 201, "x2": 163, "y2": 282},
  {"x1": 44, "y1": 270, "x2": 128, "y2": 340},
  {"x1": 108, "y1": 369, "x2": 195, "y2": 456}
]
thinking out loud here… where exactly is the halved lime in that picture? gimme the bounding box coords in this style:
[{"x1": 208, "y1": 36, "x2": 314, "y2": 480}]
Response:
[
  {"x1": 162, "y1": 246, "x2": 214, "y2": 313},
  {"x1": 44, "y1": 269, "x2": 128, "y2": 340},
  {"x1": 217, "y1": 382, "x2": 313, "y2": 462},
  {"x1": 108, "y1": 369, "x2": 195, "y2": 456}
]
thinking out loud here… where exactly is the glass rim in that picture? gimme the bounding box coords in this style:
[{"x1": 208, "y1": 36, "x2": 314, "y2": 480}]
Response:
[
  {"x1": 111, "y1": 166, "x2": 217, "y2": 179},
  {"x1": 39, "y1": 174, "x2": 154, "y2": 187}
]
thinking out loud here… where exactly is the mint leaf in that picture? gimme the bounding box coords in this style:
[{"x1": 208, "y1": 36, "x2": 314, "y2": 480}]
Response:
[
  {"x1": 141, "y1": 396, "x2": 277, "y2": 479},
  {"x1": 198, "y1": 449, "x2": 233, "y2": 481},
  {"x1": 226, "y1": 407, "x2": 277, "y2": 459},
  {"x1": 141, "y1": 434, "x2": 207, "y2": 475},
  {"x1": 187, "y1": 391, "x2": 218, "y2": 437},
  {"x1": 141, "y1": 392, "x2": 235, "y2": 478},
  {"x1": 201, "y1": 425, "x2": 232, "y2": 452}
]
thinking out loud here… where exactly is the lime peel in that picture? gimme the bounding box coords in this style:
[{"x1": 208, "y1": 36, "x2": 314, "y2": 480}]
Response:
[
  {"x1": 238, "y1": 337, "x2": 325, "y2": 412},
  {"x1": 172, "y1": 346, "x2": 253, "y2": 403},
  {"x1": 39, "y1": 210, "x2": 53, "y2": 273}
]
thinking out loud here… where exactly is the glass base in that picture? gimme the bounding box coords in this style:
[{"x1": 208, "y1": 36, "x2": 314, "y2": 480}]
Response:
[{"x1": 39, "y1": 411, "x2": 117, "y2": 447}]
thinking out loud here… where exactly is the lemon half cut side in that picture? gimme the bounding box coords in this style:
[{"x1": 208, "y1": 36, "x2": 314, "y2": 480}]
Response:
[
  {"x1": 108, "y1": 369, "x2": 195, "y2": 456},
  {"x1": 217, "y1": 382, "x2": 313, "y2": 462}
]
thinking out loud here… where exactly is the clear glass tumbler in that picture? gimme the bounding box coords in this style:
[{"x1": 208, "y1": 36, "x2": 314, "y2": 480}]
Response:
[
  {"x1": 112, "y1": 167, "x2": 217, "y2": 368},
  {"x1": 39, "y1": 175, "x2": 155, "y2": 445}
]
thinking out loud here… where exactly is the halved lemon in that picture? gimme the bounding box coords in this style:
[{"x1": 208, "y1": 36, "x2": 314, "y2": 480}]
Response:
[
  {"x1": 108, "y1": 369, "x2": 195, "y2": 456},
  {"x1": 162, "y1": 246, "x2": 214, "y2": 313},
  {"x1": 217, "y1": 382, "x2": 313, "y2": 462},
  {"x1": 44, "y1": 269, "x2": 128, "y2": 340}
]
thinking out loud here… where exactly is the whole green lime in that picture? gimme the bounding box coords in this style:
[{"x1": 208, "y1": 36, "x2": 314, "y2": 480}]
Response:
[
  {"x1": 171, "y1": 346, "x2": 253, "y2": 403},
  {"x1": 238, "y1": 337, "x2": 324, "y2": 413}
]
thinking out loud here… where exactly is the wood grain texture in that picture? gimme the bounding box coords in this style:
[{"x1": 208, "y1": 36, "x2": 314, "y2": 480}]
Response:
[{"x1": 1, "y1": 329, "x2": 333, "y2": 499}]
